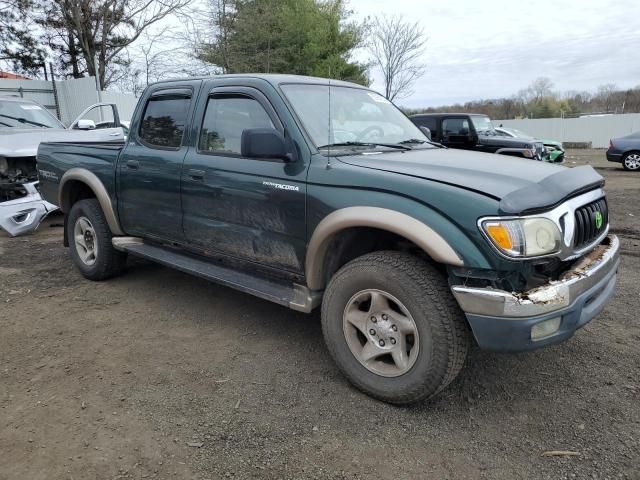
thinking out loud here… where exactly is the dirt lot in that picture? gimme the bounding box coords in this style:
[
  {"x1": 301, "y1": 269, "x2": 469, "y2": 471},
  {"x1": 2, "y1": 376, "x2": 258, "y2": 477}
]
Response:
[{"x1": 1, "y1": 150, "x2": 639, "y2": 480}]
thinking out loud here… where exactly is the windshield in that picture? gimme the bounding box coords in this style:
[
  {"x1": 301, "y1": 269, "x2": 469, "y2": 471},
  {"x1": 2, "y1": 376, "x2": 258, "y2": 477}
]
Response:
[
  {"x1": 470, "y1": 116, "x2": 495, "y2": 134},
  {"x1": 280, "y1": 84, "x2": 432, "y2": 152},
  {"x1": 0, "y1": 100, "x2": 64, "y2": 129}
]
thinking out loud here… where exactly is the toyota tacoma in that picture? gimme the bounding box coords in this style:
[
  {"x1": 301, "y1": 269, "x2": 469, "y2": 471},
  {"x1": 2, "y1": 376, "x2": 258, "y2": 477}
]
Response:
[{"x1": 36, "y1": 75, "x2": 619, "y2": 404}]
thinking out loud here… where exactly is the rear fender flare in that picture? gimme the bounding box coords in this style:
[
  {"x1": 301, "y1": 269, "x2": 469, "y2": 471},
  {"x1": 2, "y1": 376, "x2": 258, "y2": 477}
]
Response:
[
  {"x1": 305, "y1": 206, "x2": 464, "y2": 291},
  {"x1": 58, "y1": 168, "x2": 124, "y2": 235}
]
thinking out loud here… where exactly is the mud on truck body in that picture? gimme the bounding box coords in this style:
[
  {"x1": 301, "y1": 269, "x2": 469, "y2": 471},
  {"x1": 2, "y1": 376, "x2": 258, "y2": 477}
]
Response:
[{"x1": 36, "y1": 75, "x2": 619, "y2": 404}]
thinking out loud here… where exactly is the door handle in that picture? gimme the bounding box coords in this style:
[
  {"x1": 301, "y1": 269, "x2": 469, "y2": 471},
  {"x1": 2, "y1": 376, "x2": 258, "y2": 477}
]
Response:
[
  {"x1": 126, "y1": 160, "x2": 139, "y2": 170},
  {"x1": 109, "y1": 132, "x2": 121, "y2": 136},
  {"x1": 188, "y1": 169, "x2": 205, "y2": 180}
]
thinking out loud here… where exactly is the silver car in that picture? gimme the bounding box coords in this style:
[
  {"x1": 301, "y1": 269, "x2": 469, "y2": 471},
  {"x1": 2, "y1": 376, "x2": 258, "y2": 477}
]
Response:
[{"x1": 0, "y1": 96, "x2": 125, "y2": 236}]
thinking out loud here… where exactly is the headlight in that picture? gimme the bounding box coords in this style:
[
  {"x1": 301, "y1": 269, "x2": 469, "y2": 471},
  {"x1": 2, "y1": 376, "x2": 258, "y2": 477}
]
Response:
[
  {"x1": 481, "y1": 217, "x2": 561, "y2": 257},
  {"x1": 522, "y1": 144, "x2": 536, "y2": 158}
]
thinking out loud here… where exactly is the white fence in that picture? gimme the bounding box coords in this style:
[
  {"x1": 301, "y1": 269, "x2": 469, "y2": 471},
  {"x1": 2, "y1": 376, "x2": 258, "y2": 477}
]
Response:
[
  {"x1": 0, "y1": 76, "x2": 138, "y2": 126},
  {"x1": 496, "y1": 114, "x2": 640, "y2": 148}
]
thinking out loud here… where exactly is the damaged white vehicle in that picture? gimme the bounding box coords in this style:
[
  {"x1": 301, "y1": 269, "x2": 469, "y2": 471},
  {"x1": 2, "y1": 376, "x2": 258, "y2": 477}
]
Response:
[{"x1": 0, "y1": 96, "x2": 125, "y2": 236}]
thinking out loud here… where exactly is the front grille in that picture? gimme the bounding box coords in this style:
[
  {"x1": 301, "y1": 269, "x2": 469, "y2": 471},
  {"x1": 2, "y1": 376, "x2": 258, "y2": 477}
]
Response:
[
  {"x1": 535, "y1": 142, "x2": 544, "y2": 160},
  {"x1": 573, "y1": 197, "x2": 608, "y2": 248}
]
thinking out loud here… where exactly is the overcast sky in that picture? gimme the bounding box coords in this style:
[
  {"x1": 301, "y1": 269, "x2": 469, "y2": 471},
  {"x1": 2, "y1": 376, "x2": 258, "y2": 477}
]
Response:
[{"x1": 349, "y1": 0, "x2": 640, "y2": 108}]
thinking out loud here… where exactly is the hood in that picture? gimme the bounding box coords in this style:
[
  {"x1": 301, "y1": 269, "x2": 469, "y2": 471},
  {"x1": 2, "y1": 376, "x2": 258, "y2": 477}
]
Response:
[
  {"x1": 0, "y1": 128, "x2": 122, "y2": 157},
  {"x1": 339, "y1": 147, "x2": 603, "y2": 214},
  {"x1": 478, "y1": 133, "x2": 540, "y2": 148}
]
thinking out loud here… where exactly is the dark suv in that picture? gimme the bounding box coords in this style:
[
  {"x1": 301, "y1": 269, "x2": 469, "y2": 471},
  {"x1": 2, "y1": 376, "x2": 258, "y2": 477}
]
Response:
[{"x1": 411, "y1": 113, "x2": 545, "y2": 161}]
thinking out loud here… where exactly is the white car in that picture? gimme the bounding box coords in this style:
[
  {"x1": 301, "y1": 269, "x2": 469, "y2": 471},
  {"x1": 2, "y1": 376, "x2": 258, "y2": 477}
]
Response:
[{"x1": 0, "y1": 97, "x2": 125, "y2": 236}]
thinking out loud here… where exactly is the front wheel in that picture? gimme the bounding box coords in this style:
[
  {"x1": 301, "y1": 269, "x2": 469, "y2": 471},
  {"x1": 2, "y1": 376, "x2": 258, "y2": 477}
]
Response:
[
  {"x1": 622, "y1": 152, "x2": 640, "y2": 171},
  {"x1": 321, "y1": 251, "x2": 470, "y2": 405},
  {"x1": 67, "y1": 199, "x2": 127, "y2": 280}
]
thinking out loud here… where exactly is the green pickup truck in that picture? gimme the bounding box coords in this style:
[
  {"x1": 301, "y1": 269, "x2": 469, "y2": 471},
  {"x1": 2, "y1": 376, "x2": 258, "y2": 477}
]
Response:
[{"x1": 36, "y1": 75, "x2": 619, "y2": 404}]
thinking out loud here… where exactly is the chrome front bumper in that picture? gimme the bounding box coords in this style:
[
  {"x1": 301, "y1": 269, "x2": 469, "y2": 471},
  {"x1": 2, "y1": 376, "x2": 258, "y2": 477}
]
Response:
[{"x1": 451, "y1": 235, "x2": 620, "y2": 318}]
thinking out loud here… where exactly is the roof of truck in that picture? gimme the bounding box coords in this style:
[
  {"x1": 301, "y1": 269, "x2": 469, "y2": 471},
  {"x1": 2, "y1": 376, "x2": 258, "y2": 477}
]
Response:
[
  {"x1": 149, "y1": 74, "x2": 367, "y2": 90},
  {"x1": 411, "y1": 112, "x2": 489, "y2": 118}
]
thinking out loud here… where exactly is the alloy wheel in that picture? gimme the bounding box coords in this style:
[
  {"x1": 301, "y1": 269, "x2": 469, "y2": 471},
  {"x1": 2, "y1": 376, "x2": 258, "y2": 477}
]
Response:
[
  {"x1": 74, "y1": 216, "x2": 98, "y2": 266},
  {"x1": 342, "y1": 289, "x2": 419, "y2": 377}
]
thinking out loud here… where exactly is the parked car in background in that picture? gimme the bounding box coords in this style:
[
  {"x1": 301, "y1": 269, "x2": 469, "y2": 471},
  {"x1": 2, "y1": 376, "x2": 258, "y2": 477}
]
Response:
[
  {"x1": 495, "y1": 126, "x2": 565, "y2": 163},
  {"x1": 410, "y1": 113, "x2": 546, "y2": 161},
  {"x1": 607, "y1": 132, "x2": 640, "y2": 171},
  {"x1": 0, "y1": 96, "x2": 125, "y2": 236}
]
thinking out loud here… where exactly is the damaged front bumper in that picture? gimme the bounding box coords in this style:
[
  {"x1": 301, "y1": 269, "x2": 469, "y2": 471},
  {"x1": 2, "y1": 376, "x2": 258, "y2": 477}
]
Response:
[
  {"x1": 451, "y1": 235, "x2": 620, "y2": 351},
  {"x1": 0, "y1": 182, "x2": 58, "y2": 237}
]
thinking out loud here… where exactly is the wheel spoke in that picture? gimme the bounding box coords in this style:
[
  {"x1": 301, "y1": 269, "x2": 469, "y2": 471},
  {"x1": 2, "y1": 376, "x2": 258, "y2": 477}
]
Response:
[
  {"x1": 80, "y1": 249, "x2": 92, "y2": 262},
  {"x1": 344, "y1": 307, "x2": 369, "y2": 336},
  {"x1": 392, "y1": 313, "x2": 417, "y2": 335},
  {"x1": 391, "y1": 341, "x2": 410, "y2": 371},
  {"x1": 368, "y1": 291, "x2": 388, "y2": 314},
  {"x1": 79, "y1": 217, "x2": 91, "y2": 234},
  {"x1": 75, "y1": 234, "x2": 87, "y2": 250},
  {"x1": 360, "y1": 341, "x2": 384, "y2": 363}
]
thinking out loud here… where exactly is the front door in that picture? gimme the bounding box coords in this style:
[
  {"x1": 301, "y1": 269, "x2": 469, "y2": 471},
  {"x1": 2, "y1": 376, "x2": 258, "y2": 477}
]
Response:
[
  {"x1": 117, "y1": 82, "x2": 200, "y2": 241},
  {"x1": 181, "y1": 83, "x2": 308, "y2": 273}
]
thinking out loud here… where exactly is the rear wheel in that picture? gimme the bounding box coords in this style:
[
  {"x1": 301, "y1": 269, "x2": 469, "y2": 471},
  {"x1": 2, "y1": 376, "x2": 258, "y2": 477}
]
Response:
[
  {"x1": 321, "y1": 251, "x2": 470, "y2": 405},
  {"x1": 622, "y1": 152, "x2": 640, "y2": 171},
  {"x1": 67, "y1": 199, "x2": 127, "y2": 280}
]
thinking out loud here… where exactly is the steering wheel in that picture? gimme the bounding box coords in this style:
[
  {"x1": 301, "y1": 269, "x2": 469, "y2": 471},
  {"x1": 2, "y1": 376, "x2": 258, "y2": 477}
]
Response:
[{"x1": 355, "y1": 125, "x2": 384, "y2": 142}]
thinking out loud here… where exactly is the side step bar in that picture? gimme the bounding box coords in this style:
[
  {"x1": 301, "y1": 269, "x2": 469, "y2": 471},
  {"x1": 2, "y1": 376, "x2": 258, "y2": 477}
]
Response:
[{"x1": 112, "y1": 237, "x2": 321, "y2": 313}]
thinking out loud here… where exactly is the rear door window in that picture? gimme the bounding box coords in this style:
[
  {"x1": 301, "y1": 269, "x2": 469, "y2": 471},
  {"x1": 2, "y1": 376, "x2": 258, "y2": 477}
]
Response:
[{"x1": 139, "y1": 94, "x2": 191, "y2": 148}]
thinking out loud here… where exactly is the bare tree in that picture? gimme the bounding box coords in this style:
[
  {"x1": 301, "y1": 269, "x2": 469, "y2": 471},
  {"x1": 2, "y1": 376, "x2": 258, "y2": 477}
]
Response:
[
  {"x1": 38, "y1": 0, "x2": 190, "y2": 89},
  {"x1": 529, "y1": 77, "x2": 554, "y2": 102},
  {"x1": 367, "y1": 15, "x2": 427, "y2": 101},
  {"x1": 595, "y1": 83, "x2": 618, "y2": 112}
]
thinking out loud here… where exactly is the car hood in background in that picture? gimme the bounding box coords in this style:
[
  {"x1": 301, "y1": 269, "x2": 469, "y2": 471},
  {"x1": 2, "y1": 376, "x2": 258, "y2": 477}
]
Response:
[
  {"x1": 339, "y1": 148, "x2": 603, "y2": 214},
  {"x1": 477, "y1": 134, "x2": 538, "y2": 149},
  {"x1": 0, "y1": 128, "x2": 124, "y2": 157}
]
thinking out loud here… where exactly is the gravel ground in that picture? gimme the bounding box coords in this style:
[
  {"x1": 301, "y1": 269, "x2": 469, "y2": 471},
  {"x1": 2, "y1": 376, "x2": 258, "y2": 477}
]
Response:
[{"x1": 1, "y1": 150, "x2": 638, "y2": 480}]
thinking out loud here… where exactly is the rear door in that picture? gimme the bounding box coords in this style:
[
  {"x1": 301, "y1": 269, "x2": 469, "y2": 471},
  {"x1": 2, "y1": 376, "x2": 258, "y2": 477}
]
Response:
[
  {"x1": 180, "y1": 80, "x2": 308, "y2": 273},
  {"x1": 117, "y1": 81, "x2": 200, "y2": 241}
]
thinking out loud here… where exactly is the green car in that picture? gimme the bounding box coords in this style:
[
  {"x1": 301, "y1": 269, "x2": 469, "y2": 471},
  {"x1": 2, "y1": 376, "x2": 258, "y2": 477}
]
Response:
[
  {"x1": 36, "y1": 74, "x2": 617, "y2": 404},
  {"x1": 495, "y1": 126, "x2": 565, "y2": 163}
]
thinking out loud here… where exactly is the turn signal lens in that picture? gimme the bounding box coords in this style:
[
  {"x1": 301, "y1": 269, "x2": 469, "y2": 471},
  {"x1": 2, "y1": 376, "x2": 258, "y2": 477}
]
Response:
[{"x1": 485, "y1": 224, "x2": 513, "y2": 250}]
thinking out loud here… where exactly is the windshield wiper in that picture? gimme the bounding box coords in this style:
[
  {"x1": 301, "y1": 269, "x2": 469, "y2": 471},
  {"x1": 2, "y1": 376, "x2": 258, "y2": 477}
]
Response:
[
  {"x1": 317, "y1": 141, "x2": 411, "y2": 151},
  {"x1": 399, "y1": 138, "x2": 445, "y2": 148},
  {"x1": 0, "y1": 114, "x2": 51, "y2": 128}
]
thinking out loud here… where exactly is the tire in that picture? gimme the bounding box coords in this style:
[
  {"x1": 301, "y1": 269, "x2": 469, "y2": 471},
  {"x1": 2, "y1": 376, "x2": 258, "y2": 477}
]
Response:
[
  {"x1": 66, "y1": 199, "x2": 127, "y2": 280},
  {"x1": 321, "y1": 251, "x2": 470, "y2": 405},
  {"x1": 622, "y1": 152, "x2": 640, "y2": 171}
]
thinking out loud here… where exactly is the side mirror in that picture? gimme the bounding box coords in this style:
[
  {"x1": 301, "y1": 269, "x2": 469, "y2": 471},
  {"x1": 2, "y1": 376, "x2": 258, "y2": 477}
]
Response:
[
  {"x1": 419, "y1": 126, "x2": 432, "y2": 141},
  {"x1": 241, "y1": 128, "x2": 292, "y2": 162},
  {"x1": 77, "y1": 119, "x2": 96, "y2": 130}
]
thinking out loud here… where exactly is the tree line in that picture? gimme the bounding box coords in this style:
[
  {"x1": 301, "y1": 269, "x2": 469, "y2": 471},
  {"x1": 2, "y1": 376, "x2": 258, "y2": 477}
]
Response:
[{"x1": 407, "y1": 77, "x2": 640, "y2": 119}]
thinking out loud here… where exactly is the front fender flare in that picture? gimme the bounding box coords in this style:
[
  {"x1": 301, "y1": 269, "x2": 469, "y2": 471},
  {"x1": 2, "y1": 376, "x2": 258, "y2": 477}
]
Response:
[
  {"x1": 59, "y1": 168, "x2": 124, "y2": 235},
  {"x1": 305, "y1": 206, "x2": 464, "y2": 291}
]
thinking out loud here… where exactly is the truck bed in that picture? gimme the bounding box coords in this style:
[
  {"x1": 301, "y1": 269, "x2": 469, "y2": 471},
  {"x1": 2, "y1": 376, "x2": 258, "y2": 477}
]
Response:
[{"x1": 37, "y1": 141, "x2": 125, "y2": 207}]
